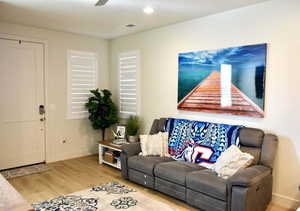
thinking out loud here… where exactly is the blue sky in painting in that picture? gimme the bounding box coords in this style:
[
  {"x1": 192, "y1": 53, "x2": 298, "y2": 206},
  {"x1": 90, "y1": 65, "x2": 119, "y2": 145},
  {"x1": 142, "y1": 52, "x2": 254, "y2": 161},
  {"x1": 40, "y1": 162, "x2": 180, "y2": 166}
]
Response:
[{"x1": 179, "y1": 44, "x2": 266, "y2": 67}]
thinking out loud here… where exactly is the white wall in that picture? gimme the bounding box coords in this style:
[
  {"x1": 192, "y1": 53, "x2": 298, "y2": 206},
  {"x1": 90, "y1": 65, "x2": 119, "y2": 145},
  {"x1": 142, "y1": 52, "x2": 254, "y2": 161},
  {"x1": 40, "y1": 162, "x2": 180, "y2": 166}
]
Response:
[
  {"x1": 0, "y1": 22, "x2": 109, "y2": 162},
  {"x1": 110, "y1": 0, "x2": 300, "y2": 208}
]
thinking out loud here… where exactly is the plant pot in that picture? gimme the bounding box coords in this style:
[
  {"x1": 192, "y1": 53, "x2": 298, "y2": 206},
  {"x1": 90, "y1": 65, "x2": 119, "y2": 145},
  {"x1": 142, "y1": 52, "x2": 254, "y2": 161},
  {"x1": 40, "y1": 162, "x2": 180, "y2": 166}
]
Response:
[{"x1": 128, "y1": 135, "x2": 138, "y2": 143}]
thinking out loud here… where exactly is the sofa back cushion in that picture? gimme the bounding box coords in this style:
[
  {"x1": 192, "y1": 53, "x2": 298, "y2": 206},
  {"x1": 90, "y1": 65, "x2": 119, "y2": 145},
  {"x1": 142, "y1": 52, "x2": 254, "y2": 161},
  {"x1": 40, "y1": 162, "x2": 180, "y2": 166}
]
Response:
[
  {"x1": 149, "y1": 119, "x2": 159, "y2": 135},
  {"x1": 259, "y1": 134, "x2": 278, "y2": 168},
  {"x1": 239, "y1": 128, "x2": 264, "y2": 165},
  {"x1": 149, "y1": 118, "x2": 167, "y2": 135},
  {"x1": 239, "y1": 128, "x2": 264, "y2": 147}
]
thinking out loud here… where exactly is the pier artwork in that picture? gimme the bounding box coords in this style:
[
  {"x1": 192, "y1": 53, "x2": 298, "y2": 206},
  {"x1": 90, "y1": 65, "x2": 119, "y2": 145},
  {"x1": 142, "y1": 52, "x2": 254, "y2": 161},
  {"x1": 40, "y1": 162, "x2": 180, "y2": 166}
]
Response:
[{"x1": 177, "y1": 71, "x2": 264, "y2": 118}]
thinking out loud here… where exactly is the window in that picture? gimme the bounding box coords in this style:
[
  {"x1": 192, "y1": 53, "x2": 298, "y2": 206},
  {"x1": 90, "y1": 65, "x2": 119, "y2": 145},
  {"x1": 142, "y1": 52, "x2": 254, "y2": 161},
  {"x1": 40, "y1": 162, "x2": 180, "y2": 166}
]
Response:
[
  {"x1": 118, "y1": 51, "x2": 140, "y2": 117},
  {"x1": 67, "y1": 50, "x2": 97, "y2": 119}
]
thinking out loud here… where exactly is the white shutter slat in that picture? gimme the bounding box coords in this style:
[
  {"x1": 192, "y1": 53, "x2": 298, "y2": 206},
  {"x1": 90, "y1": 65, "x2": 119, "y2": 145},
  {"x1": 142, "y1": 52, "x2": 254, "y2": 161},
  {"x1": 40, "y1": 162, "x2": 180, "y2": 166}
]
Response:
[
  {"x1": 120, "y1": 84, "x2": 136, "y2": 88},
  {"x1": 119, "y1": 51, "x2": 139, "y2": 117},
  {"x1": 72, "y1": 99, "x2": 89, "y2": 103},
  {"x1": 120, "y1": 56, "x2": 137, "y2": 61},
  {"x1": 120, "y1": 80, "x2": 136, "y2": 83},
  {"x1": 72, "y1": 81, "x2": 95, "y2": 85},
  {"x1": 120, "y1": 74, "x2": 136, "y2": 80},
  {"x1": 72, "y1": 71, "x2": 95, "y2": 76},
  {"x1": 72, "y1": 79, "x2": 95, "y2": 84},
  {"x1": 68, "y1": 50, "x2": 97, "y2": 119},
  {"x1": 120, "y1": 98, "x2": 136, "y2": 102},
  {"x1": 120, "y1": 65, "x2": 137, "y2": 69},
  {"x1": 120, "y1": 106, "x2": 137, "y2": 112}
]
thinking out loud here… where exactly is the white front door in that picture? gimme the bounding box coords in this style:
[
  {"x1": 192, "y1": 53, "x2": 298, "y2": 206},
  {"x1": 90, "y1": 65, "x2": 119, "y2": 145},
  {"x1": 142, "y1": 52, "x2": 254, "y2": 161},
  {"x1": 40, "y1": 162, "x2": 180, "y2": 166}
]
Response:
[{"x1": 0, "y1": 38, "x2": 45, "y2": 170}]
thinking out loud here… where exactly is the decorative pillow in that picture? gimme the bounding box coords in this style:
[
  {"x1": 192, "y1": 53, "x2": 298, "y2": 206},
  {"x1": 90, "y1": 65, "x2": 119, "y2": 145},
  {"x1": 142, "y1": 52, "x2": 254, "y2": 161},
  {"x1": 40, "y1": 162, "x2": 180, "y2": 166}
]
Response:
[
  {"x1": 212, "y1": 145, "x2": 254, "y2": 179},
  {"x1": 140, "y1": 132, "x2": 170, "y2": 157},
  {"x1": 160, "y1": 132, "x2": 170, "y2": 157}
]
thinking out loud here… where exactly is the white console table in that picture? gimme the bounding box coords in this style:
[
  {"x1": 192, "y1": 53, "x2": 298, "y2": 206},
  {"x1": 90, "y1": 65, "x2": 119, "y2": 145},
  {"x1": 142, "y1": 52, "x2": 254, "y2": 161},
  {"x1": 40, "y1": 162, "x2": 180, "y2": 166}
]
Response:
[{"x1": 99, "y1": 140, "x2": 123, "y2": 170}]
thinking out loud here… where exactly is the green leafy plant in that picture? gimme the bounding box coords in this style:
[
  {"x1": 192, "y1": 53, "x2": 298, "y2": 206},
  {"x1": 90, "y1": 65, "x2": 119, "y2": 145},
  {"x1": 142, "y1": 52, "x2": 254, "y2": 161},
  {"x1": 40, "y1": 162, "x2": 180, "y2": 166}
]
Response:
[
  {"x1": 126, "y1": 116, "x2": 140, "y2": 136},
  {"x1": 85, "y1": 89, "x2": 118, "y2": 140}
]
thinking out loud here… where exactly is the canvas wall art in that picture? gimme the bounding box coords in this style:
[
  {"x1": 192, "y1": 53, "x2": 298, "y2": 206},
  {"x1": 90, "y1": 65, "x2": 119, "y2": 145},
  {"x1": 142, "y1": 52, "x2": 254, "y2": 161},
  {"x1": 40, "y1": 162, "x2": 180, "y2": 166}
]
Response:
[{"x1": 177, "y1": 43, "x2": 267, "y2": 118}]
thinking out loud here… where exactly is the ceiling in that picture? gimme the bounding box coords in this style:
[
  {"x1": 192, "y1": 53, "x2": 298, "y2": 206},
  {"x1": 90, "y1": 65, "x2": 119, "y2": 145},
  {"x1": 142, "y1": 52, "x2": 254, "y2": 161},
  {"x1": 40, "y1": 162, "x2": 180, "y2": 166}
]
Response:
[{"x1": 0, "y1": 0, "x2": 269, "y2": 39}]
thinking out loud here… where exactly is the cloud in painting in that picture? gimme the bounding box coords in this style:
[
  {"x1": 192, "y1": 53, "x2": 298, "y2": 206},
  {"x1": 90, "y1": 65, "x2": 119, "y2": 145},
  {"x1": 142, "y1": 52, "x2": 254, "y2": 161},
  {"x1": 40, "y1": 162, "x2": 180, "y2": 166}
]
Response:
[{"x1": 179, "y1": 44, "x2": 266, "y2": 66}]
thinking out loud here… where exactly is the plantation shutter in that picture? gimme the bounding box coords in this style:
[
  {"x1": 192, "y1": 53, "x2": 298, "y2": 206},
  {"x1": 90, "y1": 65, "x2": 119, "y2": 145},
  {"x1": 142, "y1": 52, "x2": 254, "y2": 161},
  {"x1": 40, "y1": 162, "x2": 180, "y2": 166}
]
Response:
[
  {"x1": 67, "y1": 50, "x2": 98, "y2": 119},
  {"x1": 119, "y1": 51, "x2": 140, "y2": 117}
]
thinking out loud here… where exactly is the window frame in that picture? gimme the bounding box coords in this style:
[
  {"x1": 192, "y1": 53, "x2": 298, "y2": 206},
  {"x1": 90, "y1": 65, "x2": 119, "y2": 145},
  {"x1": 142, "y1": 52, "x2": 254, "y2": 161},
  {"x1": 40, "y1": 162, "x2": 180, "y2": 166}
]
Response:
[{"x1": 67, "y1": 49, "x2": 98, "y2": 120}]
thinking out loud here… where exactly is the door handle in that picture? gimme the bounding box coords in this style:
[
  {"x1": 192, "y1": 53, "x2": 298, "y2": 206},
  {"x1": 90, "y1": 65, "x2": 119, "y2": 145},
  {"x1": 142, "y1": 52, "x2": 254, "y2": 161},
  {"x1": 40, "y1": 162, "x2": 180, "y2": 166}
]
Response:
[{"x1": 39, "y1": 105, "x2": 45, "y2": 115}]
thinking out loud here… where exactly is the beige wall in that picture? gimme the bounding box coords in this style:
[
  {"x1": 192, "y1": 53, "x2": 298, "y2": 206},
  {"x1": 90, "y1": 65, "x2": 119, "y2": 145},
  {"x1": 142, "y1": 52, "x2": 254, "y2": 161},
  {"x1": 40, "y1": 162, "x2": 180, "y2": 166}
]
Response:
[
  {"x1": 0, "y1": 22, "x2": 109, "y2": 162},
  {"x1": 110, "y1": 0, "x2": 300, "y2": 208}
]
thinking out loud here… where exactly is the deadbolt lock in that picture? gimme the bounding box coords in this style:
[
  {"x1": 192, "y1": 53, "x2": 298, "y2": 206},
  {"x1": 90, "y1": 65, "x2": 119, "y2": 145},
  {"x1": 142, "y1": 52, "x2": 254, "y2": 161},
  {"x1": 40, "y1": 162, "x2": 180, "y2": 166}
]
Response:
[{"x1": 39, "y1": 105, "x2": 45, "y2": 115}]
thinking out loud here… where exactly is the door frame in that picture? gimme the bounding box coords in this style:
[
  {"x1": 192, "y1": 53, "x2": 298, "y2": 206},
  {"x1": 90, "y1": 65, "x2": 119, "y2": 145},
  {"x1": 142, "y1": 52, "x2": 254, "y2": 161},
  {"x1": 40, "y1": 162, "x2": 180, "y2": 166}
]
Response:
[{"x1": 0, "y1": 32, "x2": 49, "y2": 163}]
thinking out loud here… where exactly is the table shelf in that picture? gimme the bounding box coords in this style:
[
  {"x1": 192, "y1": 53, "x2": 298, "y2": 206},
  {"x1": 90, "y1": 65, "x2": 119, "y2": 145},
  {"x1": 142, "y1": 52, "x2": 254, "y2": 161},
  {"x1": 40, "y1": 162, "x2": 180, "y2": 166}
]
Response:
[{"x1": 99, "y1": 140, "x2": 124, "y2": 170}]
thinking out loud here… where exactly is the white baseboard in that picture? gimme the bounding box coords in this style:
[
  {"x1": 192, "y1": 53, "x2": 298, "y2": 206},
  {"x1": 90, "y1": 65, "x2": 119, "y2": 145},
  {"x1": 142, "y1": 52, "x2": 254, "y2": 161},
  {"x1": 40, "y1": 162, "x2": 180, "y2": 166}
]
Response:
[{"x1": 272, "y1": 193, "x2": 300, "y2": 210}]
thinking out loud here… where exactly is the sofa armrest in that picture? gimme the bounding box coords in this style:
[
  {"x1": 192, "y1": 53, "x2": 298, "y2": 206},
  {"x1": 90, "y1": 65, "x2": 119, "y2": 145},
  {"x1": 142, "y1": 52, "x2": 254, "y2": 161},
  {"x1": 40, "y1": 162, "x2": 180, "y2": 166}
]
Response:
[
  {"x1": 120, "y1": 142, "x2": 141, "y2": 179},
  {"x1": 228, "y1": 165, "x2": 273, "y2": 211},
  {"x1": 228, "y1": 165, "x2": 271, "y2": 187},
  {"x1": 121, "y1": 142, "x2": 141, "y2": 156}
]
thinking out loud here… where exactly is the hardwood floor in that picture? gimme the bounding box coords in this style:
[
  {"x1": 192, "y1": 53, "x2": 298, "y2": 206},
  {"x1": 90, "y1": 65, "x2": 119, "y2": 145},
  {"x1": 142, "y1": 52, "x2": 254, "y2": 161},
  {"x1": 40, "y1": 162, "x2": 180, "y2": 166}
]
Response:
[{"x1": 7, "y1": 155, "x2": 289, "y2": 211}]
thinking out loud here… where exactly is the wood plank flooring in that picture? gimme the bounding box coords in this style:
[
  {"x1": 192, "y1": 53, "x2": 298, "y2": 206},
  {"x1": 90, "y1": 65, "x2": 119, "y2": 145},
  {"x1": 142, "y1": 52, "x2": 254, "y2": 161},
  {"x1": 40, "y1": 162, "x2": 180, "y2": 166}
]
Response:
[{"x1": 7, "y1": 155, "x2": 289, "y2": 211}]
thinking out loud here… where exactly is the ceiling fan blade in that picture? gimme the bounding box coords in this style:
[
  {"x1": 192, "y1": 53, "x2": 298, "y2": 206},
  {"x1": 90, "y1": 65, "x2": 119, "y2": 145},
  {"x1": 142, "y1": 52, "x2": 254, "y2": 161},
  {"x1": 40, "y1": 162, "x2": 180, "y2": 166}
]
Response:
[{"x1": 95, "y1": 0, "x2": 109, "y2": 6}]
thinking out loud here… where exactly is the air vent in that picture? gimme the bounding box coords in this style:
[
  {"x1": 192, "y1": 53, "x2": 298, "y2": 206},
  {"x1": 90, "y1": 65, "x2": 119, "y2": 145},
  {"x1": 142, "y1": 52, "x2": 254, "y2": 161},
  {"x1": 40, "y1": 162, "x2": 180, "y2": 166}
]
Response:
[{"x1": 126, "y1": 24, "x2": 136, "y2": 28}]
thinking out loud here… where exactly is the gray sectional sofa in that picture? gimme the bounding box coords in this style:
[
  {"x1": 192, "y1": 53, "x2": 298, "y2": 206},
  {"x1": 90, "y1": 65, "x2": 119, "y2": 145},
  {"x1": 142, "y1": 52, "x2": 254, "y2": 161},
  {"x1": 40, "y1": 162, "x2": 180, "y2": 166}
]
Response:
[{"x1": 120, "y1": 118, "x2": 278, "y2": 211}]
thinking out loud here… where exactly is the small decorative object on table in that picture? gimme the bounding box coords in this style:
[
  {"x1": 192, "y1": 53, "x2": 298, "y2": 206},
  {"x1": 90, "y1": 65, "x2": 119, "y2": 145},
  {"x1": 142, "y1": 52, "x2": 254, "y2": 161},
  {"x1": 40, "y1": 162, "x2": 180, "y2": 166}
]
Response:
[
  {"x1": 126, "y1": 116, "x2": 140, "y2": 143},
  {"x1": 112, "y1": 126, "x2": 126, "y2": 140},
  {"x1": 111, "y1": 126, "x2": 127, "y2": 146},
  {"x1": 116, "y1": 125, "x2": 126, "y2": 139},
  {"x1": 112, "y1": 139, "x2": 127, "y2": 146}
]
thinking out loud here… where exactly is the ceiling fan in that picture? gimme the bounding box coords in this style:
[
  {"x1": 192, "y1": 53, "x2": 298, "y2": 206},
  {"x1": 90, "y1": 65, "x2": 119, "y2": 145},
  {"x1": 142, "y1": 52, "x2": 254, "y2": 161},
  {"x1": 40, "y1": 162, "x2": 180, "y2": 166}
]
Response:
[{"x1": 95, "y1": 0, "x2": 109, "y2": 6}]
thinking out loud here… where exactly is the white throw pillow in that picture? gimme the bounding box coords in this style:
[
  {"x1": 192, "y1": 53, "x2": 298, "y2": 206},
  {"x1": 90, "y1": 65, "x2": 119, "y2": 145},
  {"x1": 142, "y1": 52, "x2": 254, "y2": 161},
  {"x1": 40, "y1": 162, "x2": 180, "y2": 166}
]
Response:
[
  {"x1": 140, "y1": 133, "x2": 161, "y2": 156},
  {"x1": 140, "y1": 132, "x2": 170, "y2": 157},
  {"x1": 212, "y1": 145, "x2": 254, "y2": 179},
  {"x1": 160, "y1": 132, "x2": 170, "y2": 157}
]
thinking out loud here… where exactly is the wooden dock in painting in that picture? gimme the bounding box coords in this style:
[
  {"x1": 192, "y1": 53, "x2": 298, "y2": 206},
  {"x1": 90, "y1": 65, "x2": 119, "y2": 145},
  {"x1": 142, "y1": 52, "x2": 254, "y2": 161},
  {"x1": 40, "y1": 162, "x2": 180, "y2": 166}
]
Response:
[{"x1": 177, "y1": 71, "x2": 264, "y2": 117}]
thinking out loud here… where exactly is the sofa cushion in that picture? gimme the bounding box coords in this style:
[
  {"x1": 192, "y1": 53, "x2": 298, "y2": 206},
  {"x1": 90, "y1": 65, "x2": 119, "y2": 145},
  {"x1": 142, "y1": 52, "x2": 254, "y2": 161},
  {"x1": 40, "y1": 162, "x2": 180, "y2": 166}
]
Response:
[
  {"x1": 186, "y1": 169, "x2": 227, "y2": 201},
  {"x1": 128, "y1": 156, "x2": 173, "y2": 176},
  {"x1": 259, "y1": 134, "x2": 278, "y2": 169},
  {"x1": 240, "y1": 146, "x2": 261, "y2": 165},
  {"x1": 187, "y1": 189, "x2": 227, "y2": 211},
  {"x1": 155, "y1": 177, "x2": 186, "y2": 201},
  {"x1": 154, "y1": 161, "x2": 204, "y2": 185},
  {"x1": 128, "y1": 169, "x2": 155, "y2": 189}
]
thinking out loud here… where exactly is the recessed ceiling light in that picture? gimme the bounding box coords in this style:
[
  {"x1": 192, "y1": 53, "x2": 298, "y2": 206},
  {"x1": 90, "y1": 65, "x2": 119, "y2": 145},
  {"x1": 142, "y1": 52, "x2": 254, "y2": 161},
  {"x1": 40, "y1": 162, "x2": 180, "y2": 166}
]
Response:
[
  {"x1": 126, "y1": 24, "x2": 136, "y2": 28},
  {"x1": 143, "y1": 6, "x2": 154, "y2": 15}
]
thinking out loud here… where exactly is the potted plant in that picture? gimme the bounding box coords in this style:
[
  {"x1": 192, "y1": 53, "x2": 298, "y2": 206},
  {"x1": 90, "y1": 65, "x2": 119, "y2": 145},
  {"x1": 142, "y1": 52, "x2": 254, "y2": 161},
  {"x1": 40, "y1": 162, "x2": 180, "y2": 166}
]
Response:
[
  {"x1": 126, "y1": 116, "x2": 140, "y2": 143},
  {"x1": 85, "y1": 89, "x2": 118, "y2": 140}
]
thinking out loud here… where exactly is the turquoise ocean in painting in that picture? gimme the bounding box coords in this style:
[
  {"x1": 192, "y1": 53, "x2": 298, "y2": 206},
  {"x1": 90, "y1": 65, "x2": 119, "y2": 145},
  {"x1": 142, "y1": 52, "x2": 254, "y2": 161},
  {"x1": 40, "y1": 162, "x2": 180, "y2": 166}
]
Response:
[{"x1": 178, "y1": 44, "x2": 267, "y2": 109}]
